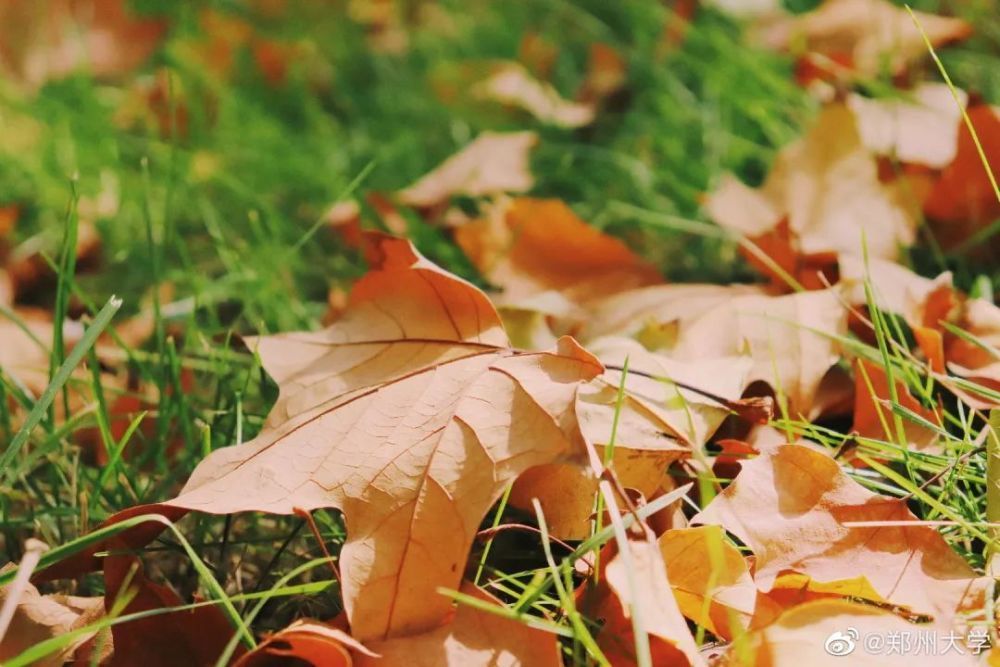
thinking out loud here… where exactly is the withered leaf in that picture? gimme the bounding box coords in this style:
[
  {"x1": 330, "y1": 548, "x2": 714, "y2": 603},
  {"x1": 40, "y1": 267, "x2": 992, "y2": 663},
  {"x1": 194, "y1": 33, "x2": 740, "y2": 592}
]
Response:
[
  {"x1": 694, "y1": 444, "x2": 985, "y2": 620},
  {"x1": 455, "y1": 197, "x2": 660, "y2": 305},
  {"x1": 593, "y1": 534, "x2": 704, "y2": 667},
  {"x1": 68, "y1": 233, "x2": 602, "y2": 643},
  {"x1": 474, "y1": 62, "x2": 595, "y2": 128},
  {"x1": 396, "y1": 132, "x2": 538, "y2": 208},
  {"x1": 727, "y1": 599, "x2": 977, "y2": 666},
  {"x1": 754, "y1": 0, "x2": 971, "y2": 80},
  {"x1": 0, "y1": 0, "x2": 166, "y2": 90},
  {"x1": 355, "y1": 582, "x2": 562, "y2": 666}
]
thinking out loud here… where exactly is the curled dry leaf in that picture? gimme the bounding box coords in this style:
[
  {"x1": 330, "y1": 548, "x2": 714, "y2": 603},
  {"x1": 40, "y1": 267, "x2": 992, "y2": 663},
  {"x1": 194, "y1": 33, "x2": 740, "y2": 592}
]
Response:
[
  {"x1": 511, "y1": 337, "x2": 749, "y2": 539},
  {"x1": 474, "y1": 62, "x2": 595, "y2": 128},
  {"x1": 50, "y1": 233, "x2": 603, "y2": 643},
  {"x1": 591, "y1": 534, "x2": 704, "y2": 667},
  {"x1": 355, "y1": 582, "x2": 562, "y2": 667},
  {"x1": 455, "y1": 197, "x2": 661, "y2": 305},
  {"x1": 671, "y1": 289, "x2": 847, "y2": 419},
  {"x1": 724, "y1": 599, "x2": 978, "y2": 666},
  {"x1": 705, "y1": 104, "x2": 918, "y2": 282},
  {"x1": 0, "y1": 0, "x2": 166, "y2": 90},
  {"x1": 0, "y1": 568, "x2": 105, "y2": 667},
  {"x1": 693, "y1": 444, "x2": 986, "y2": 621},
  {"x1": 754, "y1": 0, "x2": 971, "y2": 80}
]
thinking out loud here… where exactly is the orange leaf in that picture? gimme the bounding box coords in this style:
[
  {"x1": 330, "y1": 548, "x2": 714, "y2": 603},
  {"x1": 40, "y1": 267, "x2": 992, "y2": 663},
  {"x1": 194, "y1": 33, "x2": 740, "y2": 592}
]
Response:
[{"x1": 456, "y1": 197, "x2": 660, "y2": 305}]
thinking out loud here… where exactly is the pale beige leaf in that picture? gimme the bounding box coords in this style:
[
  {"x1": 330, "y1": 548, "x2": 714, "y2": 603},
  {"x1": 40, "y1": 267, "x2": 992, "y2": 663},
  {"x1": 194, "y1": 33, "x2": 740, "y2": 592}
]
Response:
[
  {"x1": 397, "y1": 132, "x2": 538, "y2": 208},
  {"x1": 579, "y1": 283, "x2": 765, "y2": 345},
  {"x1": 475, "y1": 62, "x2": 595, "y2": 128},
  {"x1": 510, "y1": 337, "x2": 748, "y2": 539},
  {"x1": 848, "y1": 84, "x2": 968, "y2": 169},
  {"x1": 0, "y1": 570, "x2": 104, "y2": 667},
  {"x1": 755, "y1": 0, "x2": 971, "y2": 77},
  {"x1": 703, "y1": 173, "x2": 781, "y2": 238},
  {"x1": 671, "y1": 290, "x2": 847, "y2": 418}
]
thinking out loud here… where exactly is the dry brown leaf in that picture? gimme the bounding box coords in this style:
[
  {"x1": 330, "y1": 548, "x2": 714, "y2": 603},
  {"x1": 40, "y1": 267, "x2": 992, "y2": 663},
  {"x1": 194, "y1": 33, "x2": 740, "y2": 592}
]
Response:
[
  {"x1": 0, "y1": 0, "x2": 166, "y2": 90},
  {"x1": 235, "y1": 620, "x2": 373, "y2": 667},
  {"x1": 56, "y1": 233, "x2": 603, "y2": 643},
  {"x1": 591, "y1": 534, "x2": 704, "y2": 667},
  {"x1": 0, "y1": 569, "x2": 105, "y2": 667},
  {"x1": 705, "y1": 104, "x2": 918, "y2": 274},
  {"x1": 396, "y1": 132, "x2": 538, "y2": 208},
  {"x1": 726, "y1": 599, "x2": 978, "y2": 666},
  {"x1": 103, "y1": 555, "x2": 242, "y2": 667},
  {"x1": 456, "y1": 197, "x2": 660, "y2": 305},
  {"x1": 511, "y1": 337, "x2": 748, "y2": 539},
  {"x1": 852, "y1": 358, "x2": 941, "y2": 453},
  {"x1": 693, "y1": 444, "x2": 985, "y2": 620},
  {"x1": 355, "y1": 581, "x2": 562, "y2": 666},
  {"x1": 671, "y1": 289, "x2": 847, "y2": 418},
  {"x1": 658, "y1": 525, "x2": 758, "y2": 641},
  {"x1": 754, "y1": 0, "x2": 971, "y2": 80},
  {"x1": 474, "y1": 62, "x2": 595, "y2": 128},
  {"x1": 847, "y1": 84, "x2": 968, "y2": 169},
  {"x1": 924, "y1": 104, "x2": 1000, "y2": 249}
]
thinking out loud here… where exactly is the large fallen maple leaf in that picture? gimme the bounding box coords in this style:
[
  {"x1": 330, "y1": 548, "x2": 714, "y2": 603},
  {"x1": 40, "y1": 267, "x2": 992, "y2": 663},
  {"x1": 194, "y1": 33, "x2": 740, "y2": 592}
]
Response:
[
  {"x1": 53, "y1": 233, "x2": 603, "y2": 643},
  {"x1": 754, "y1": 0, "x2": 971, "y2": 80},
  {"x1": 693, "y1": 444, "x2": 985, "y2": 620},
  {"x1": 0, "y1": 0, "x2": 166, "y2": 90}
]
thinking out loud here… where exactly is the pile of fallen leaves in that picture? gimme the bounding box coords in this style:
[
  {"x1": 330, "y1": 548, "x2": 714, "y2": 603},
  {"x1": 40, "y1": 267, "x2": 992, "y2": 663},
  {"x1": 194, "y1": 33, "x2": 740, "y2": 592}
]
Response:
[{"x1": 4, "y1": 0, "x2": 1000, "y2": 665}]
